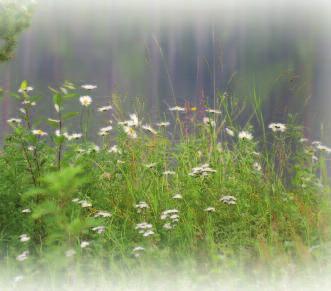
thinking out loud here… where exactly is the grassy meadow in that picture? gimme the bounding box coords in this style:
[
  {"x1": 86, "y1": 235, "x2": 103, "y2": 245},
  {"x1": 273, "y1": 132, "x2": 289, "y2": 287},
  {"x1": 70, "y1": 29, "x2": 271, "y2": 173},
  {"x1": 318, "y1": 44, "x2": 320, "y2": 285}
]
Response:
[{"x1": 0, "y1": 81, "x2": 331, "y2": 288}]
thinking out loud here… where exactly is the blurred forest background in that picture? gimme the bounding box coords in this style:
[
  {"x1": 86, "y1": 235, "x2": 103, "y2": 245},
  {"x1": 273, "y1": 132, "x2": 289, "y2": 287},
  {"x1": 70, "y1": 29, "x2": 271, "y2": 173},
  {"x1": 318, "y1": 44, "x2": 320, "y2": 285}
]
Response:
[{"x1": 0, "y1": 0, "x2": 330, "y2": 142}]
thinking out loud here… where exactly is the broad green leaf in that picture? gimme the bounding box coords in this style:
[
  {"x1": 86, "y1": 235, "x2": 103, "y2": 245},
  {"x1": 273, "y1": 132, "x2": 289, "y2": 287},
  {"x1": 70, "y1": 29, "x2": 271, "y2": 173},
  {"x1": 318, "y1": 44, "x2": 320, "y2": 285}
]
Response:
[{"x1": 62, "y1": 111, "x2": 79, "y2": 121}]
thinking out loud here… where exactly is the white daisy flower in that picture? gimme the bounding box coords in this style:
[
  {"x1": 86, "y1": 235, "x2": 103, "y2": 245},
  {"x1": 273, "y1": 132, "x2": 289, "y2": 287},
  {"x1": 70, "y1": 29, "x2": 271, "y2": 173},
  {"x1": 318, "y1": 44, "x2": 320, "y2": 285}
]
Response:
[
  {"x1": 204, "y1": 207, "x2": 216, "y2": 212},
  {"x1": 79, "y1": 96, "x2": 92, "y2": 107},
  {"x1": 16, "y1": 251, "x2": 29, "y2": 262},
  {"x1": 19, "y1": 234, "x2": 30, "y2": 243},
  {"x1": 220, "y1": 195, "x2": 237, "y2": 205},
  {"x1": 123, "y1": 126, "x2": 137, "y2": 139},
  {"x1": 169, "y1": 106, "x2": 185, "y2": 112},
  {"x1": 129, "y1": 113, "x2": 139, "y2": 127},
  {"x1": 238, "y1": 131, "x2": 253, "y2": 140},
  {"x1": 65, "y1": 133, "x2": 83, "y2": 140},
  {"x1": 81, "y1": 84, "x2": 97, "y2": 90},
  {"x1": 32, "y1": 129, "x2": 48, "y2": 136},
  {"x1": 268, "y1": 122, "x2": 287, "y2": 133},
  {"x1": 7, "y1": 118, "x2": 22, "y2": 124},
  {"x1": 98, "y1": 105, "x2": 113, "y2": 112},
  {"x1": 142, "y1": 124, "x2": 158, "y2": 135},
  {"x1": 316, "y1": 144, "x2": 331, "y2": 153}
]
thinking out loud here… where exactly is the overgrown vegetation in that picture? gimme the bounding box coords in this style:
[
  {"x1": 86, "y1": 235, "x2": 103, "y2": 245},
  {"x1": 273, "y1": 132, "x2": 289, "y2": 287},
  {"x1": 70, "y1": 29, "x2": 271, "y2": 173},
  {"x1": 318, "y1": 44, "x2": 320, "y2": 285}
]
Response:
[{"x1": 1, "y1": 81, "x2": 331, "y2": 286}]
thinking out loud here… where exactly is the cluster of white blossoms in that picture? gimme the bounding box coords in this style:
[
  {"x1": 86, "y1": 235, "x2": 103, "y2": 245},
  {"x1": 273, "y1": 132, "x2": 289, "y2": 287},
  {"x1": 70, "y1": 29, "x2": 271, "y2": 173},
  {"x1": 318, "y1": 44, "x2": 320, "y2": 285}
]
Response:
[
  {"x1": 268, "y1": 122, "x2": 287, "y2": 133},
  {"x1": 189, "y1": 163, "x2": 216, "y2": 177},
  {"x1": 94, "y1": 210, "x2": 112, "y2": 218},
  {"x1": 238, "y1": 130, "x2": 253, "y2": 141},
  {"x1": 161, "y1": 209, "x2": 180, "y2": 230},
  {"x1": 220, "y1": 195, "x2": 237, "y2": 205},
  {"x1": 135, "y1": 222, "x2": 154, "y2": 237},
  {"x1": 135, "y1": 201, "x2": 150, "y2": 213},
  {"x1": 163, "y1": 170, "x2": 176, "y2": 176}
]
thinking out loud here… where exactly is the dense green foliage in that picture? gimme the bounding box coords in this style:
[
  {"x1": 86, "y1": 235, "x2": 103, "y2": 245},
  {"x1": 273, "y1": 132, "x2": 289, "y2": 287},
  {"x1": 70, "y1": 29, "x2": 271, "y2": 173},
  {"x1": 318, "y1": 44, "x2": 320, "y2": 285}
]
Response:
[
  {"x1": 0, "y1": 0, "x2": 34, "y2": 62},
  {"x1": 0, "y1": 81, "x2": 331, "y2": 285}
]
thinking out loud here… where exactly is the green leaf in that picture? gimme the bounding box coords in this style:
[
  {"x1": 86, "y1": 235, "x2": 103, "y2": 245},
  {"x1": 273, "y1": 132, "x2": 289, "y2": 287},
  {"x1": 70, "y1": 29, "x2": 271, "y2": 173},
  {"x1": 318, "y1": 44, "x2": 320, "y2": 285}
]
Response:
[
  {"x1": 53, "y1": 93, "x2": 62, "y2": 106},
  {"x1": 62, "y1": 111, "x2": 79, "y2": 121},
  {"x1": 63, "y1": 93, "x2": 78, "y2": 100},
  {"x1": 46, "y1": 119, "x2": 60, "y2": 128}
]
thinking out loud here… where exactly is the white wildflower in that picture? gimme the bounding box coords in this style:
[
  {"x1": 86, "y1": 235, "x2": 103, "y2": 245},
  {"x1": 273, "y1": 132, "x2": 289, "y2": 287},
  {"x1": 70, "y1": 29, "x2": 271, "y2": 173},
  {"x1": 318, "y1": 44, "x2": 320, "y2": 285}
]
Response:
[
  {"x1": 79, "y1": 96, "x2": 92, "y2": 107},
  {"x1": 94, "y1": 211, "x2": 112, "y2": 218},
  {"x1": 79, "y1": 200, "x2": 92, "y2": 208},
  {"x1": 98, "y1": 105, "x2": 113, "y2": 112},
  {"x1": 143, "y1": 230, "x2": 155, "y2": 237},
  {"x1": 225, "y1": 128, "x2": 235, "y2": 137},
  {"x1": 32, "y1": 129, "x2": 48, "y2": 136},
  {"x1": 172, "y1": 193, "x2": 183, "y2": 199},
  {"x1": 19, "y1": 108, "x2": 26, "y2": 115},
  {"x1": 205, "y1": 108, "x2": 222, "y2": 114},
  {"x1": 163, "y1": 222, "x2": 173, "y2": 230},
  {"x1": 253, "y1": 162, "x2": 262, "y2": 171},
  {"x1": 189, "y1": 163, "x2": 216, "y2": 177},
  {"x1": 203, "y1": 117, "x2": 216, "y2": 127},
  {"x1": 163, "y1": 170, "x2": 176, "y2": 176},
  {"x1": 80, "y1": 241, "x2": 90, "y2": 248},
  {"x1": 204, "y1": 207, "x2": 216, "y2": 212},
  {"x1": 7, "y1": 118, "x2": 22, "y2": 125},
  {"x1": 18, "y1": 86, "x2": 34, "y2": 93},
  {"x1": 123, "y1": 126, "x2": 137, "y2": 139},
  {"x1": 160, "y1": 209, "x2": 179, "y2": 220},
  {"x1": 220, "y1": 195, "x2": 237, "y2": 205},
  {"x1": 22, "y1": 100, "x2": 36, "y2": 106},
  {"x1": 156, "y1": 121, "x2": 170, "y2": 127},
  {"x1": 268, "y1": 122, "x2": 287, "y2": 133},
  {"x1": 142, "y1": 124, "x2": 158, "y2": 135},
  {"x1": 92, "y1": 225, "x2": 106, "y2": 234},
  {"x1": 169, "y1": 106, "x2": 185, "y2": 112},
  {"x1": 19, "y1": 234, "x2": 30, "y2": 243},
  {"x1": 81, "y1": 84, "x2": 97, "y2": 90},
  {"x1": 135, "y1": 201, "x2": 150, "y2": 213},
  {"x1": 22, "y1": 208, "x2": 31, "y2": 213},
  {"x1": 145, "y1": 163, "x2": 157, "y2": 169},
  {"x1": 16, "y1": 251, "x2": 29, "y2": 262},
  {"x1": 109, "y1": 145, "x2": 122, "y2": 154},
  {"x1": 238, "y1": 131, "x2": 253, "y2": 140}
]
